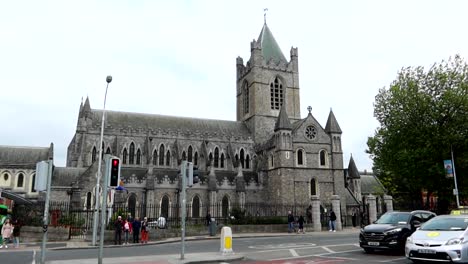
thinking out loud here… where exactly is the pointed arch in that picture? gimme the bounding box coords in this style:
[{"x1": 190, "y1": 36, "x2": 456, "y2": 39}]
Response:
[
  {"x1": 166, "y1": 150, "x2": 171, "y2": 166},
  {"x1": 188, "y1": 146, "x2": 193, "y2": 162},
  {"x1": 270, "y1": 76, "x2": 284, "y2": 110},
  {"x1": 243, "y1": 81, "x2": 249, "y2": 115},
  {"x1": 159, "y1": 145, "x2": 165, "y2": 166},
  {"x1": 194, "y1": 152, "x2": 198, "y2": 166},
  {"x1": 310, "y1": 178, "x2": 317, "y2": 196},
  {"x1": 319, "y1": 150, "x2": 328, "y2": 167},
  {"x1": 161, "y1": 195, "x2": 170, "y2": 218},
  {"x1": 192, "y1": 195, "x2": 201, "y2": 218},
  {"x1": 152, "y1": 149, "x2": 158, "y2": 165},
  {"x1": 245, "y1": 154, "x2": 250, "y2": 169},
  {"x1": 222, "y1": 196, "x2": 230, "y2": 218},
  {"x1": 128, "y1": 193, "x2": 137, "y2": 217},
  {"x1": 106, "y1": 147, "x2": 111, "y2": 155},
  {"x1": 240, "y1": 149, "x2": 245, "y2": 168},
  {"x1": 17, "y1": 173, "x2": 24, "y2": 188},
  {"x1": 209, "y1": 152, "x2": 213, "y2": 165},
  {"x1": 136, "y1": 149, "x2": 141, "y2": 165},
  {"x1": 92, "y1": 146, "x2": 97, "y2": 163},
  {"x1": 122, "y1": 148, "x2": 128, "y2": 164},
  {"x1": 86, "y1": 192, "x2": 92, "y2": 210},
  {"x1": 297, "y1": 149, "x2": 304, "y2": 166},
  {"x1": 220, "y1": 153, "x2": 225, "y2": 168},
  {"x1": 31, "y1": 173, "x2": 36, "y2": 193},
  {"x1": 182, "y1": 151, "x2": 187, "y2": 161},
  {"x1": 129, "y1": 142, "x2": 135, "y2": 164},
  {"x1": 214, "y1": 147, "x2": 219, "y2": 168}
]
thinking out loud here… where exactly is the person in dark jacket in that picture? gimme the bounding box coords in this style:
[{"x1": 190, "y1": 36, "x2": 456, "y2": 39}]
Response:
[
  {"x1": 132, "y1": 217, "x2": 141, "y2": 243},
  {"x1": 298, "y1": 215, "x2": 305, "y2": 234},
  {"x1": 329, "y1": 210, "x2": 337, "y2": 232},
  {"x1": 12, "y1": 219, "x2": 21, "y2": 248},
  {"x1": 114, "y1": 216, "x2": 123, "y2": 245},
  {"x1": 287, "y1": 211, "x2": 295, "y2": 233}
]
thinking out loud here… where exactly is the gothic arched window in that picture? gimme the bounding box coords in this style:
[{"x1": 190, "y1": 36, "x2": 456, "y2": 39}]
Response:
[
  {"x1": 128, "y1": 193, "x2": 137, "y2": 217},
  {"x1": 31, "y1": 174, "x2": 36, "y2": 192},
  {"x1": 297, "y1": 149, "x2": 304, "y2": 165},
  {"x1": 270, "y1": 76, "x2": 283, "y2": 110},
  {"x1": 182, "y1": 151, "x2": 187, "y2": 161},
  {"x1": 194, "y1": 152, "x2": 198, "y2": 166},
  {"x1": 188, "y1": 146, "x2": 193, "y2": 162},
  {"x1": 222, "y1": 196, "x2": 229, "y2": 218},
  {"x1": 166, "y1": 150, "x2": 171, "y2": 166},
  {"x1": 17, "y1": 173, "x2": 24, "y2": 188},
  {"x1": 214, "y1": 147, "x2": 219, "y2": 168},
  {"x1": 86, "y1": 192, "x2": 92, "y2": 210},
  {"x1": 92, "y1": 147, "x2": 97, "y2": 163},
  {"x1": 209, "y1": 152, "x2": 213, "y2": 165},
  {"x1": 310, "y1": 178, "x2": 317, "y2": 196},
  {"x1": 243, "y1": 81, "x2": 249, "y2": 115},
  {"x1": 220, "y1": 153, "x2": 225, "y2": 168},
  {"x1": 152, "y1": 149, "x2": 158, "y2": 165},
  {"x1": 245, "y1": 154, "x2": 250, "y2": 169},
  {"x1": 192, "y1": 196, "x2": 200, "y2": 218},
  {"x1": 319, "y1": 150, "x2": 327, "y2": 166},
  {"x1": 161, "y1": 195, "x2": 169, "y2": 218},
  {"x1": 240, "y1": 149, "x2": 245, "y2": 168},
  {"x1": 136, "y1": 149, "x2": 141, "y2": 165},
  {"x1": 129, "y1": 143, "x2": 135, "y2": 165},
  {"x1": 106, "y1": 147, "x2": 111, "y2": 155},
  {"x1": 122, "y1": 148, "x2": 128, "y2": 164},
  {"x1": 159, "y1": 145, "x2": 165, "y2": 166}
]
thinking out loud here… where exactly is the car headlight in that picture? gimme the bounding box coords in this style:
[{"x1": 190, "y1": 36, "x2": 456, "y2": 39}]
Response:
[
  {"x1": 385, "y1": 228, "x2": 402, "y2": 235},
  {"x1": 406, "y1": 236, "x2": 413, "y2": 244},
  {"x1": 446, "y1": 237, "x2": 464, "y2": 246}
]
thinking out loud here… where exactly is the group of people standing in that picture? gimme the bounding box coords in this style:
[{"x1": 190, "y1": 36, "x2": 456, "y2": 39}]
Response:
[
  {"x1": 1, "y1": 218, "x2": 21, "y2": 249},
  {"x1": 113, "y1": 214, "x2": 149, "y2": 245},
  {"x1": 287, "y1": 208, "x2": 338, "y2": 233}
]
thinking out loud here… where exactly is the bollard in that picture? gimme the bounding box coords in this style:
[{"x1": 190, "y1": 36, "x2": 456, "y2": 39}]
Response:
[{"x1": 220, "y1": 226, "x2": 233, "y2": 255}]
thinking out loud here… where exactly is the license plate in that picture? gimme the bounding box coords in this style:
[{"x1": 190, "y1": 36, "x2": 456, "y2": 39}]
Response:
[
  {"x1": 418, "y1": 249, "x2": 436, "y2": 254},
  {"x1": 368, "y1": 242, "x2": 379, "y2": 246}
]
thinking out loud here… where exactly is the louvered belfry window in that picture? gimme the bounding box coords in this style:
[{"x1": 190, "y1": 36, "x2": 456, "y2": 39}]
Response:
[{"x1": 270, "y1": 77, "x2": 283, "y2": 110}]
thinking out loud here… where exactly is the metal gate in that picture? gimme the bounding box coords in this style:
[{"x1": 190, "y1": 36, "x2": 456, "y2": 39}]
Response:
[{"x1": 68, "y1": 209, "x2": 94, "y2": 239}]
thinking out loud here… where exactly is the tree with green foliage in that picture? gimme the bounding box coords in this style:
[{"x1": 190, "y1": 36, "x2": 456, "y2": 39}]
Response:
[{"x1": 367, "y1": 55, "x2": 468, "y2": 211}]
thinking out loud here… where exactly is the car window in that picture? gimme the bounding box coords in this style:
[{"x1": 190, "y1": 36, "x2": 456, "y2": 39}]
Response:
[
  {"x1": 375, "y1": 212, "x2": 411, "y2": 224},
  {"x1": 410, "y1": 215, "x2": 422, "y2": 224},
  {"x1": 420, "y1": 213, "x2": 435, "y2": 222},
  {"x1": 420, "y1": 217, "x2": 468, "y2": 231}
]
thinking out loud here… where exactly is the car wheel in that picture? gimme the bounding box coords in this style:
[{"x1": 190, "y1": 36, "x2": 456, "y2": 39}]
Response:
[{"x1": 364, "y1": 248, "x2": 374, "y2": 253}]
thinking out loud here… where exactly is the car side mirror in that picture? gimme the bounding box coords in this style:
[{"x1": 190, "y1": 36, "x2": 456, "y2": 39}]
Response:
[{"x1": 413, "y1": 221, "x2": 421, "y2": 228}]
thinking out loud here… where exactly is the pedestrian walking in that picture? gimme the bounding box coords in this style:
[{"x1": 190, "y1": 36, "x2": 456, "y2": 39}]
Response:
[
  {"x1": 140, "y1": 217, "x2": 149, "y2": 244},
  {"x1": 287, "y1": 211, "x2": 295, "y2": 233},
  {"x1": 298, "y1": 215, "x2": 305, "y2": 234},
  {"x1": 132, "y1": 217, "x2": 141, "y2": 243},
  {"x1": 114, "y1": 216, "x2": 124, "y2": 245},
  {"x1": 1, "y1": 218, "x2": 13, "y2": 249},
  {"x1": 206, "y1": 212, "x2": 212, "y2": 233},
  {"x1": 123, "y1": 218, "x2": 132, "y2": 245},
  {"x1": 352, "y1": 208, "x2": 357, "y2": 228},
  {"x1": 12, "y1": 219, "x2": 20, "y2": 248},
  {"x1": 329, "y1": 209, "x2": 337, "y2": 232}
]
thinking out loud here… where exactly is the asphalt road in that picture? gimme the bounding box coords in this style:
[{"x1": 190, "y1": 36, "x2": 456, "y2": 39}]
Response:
[{"x1": 1, "y1": 233, "x2": 414, "y2": 264}]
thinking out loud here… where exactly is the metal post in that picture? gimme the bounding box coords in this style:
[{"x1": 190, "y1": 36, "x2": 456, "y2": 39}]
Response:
[
  {"x1": 451, "y1": 146, "x2": 460, "y2": 208},
  {"x1": 40, "y1": 161, "x2": 53, "y2": 264},
  {"x1": 98, "y1": 155, "x2": 111, "y2": 264},
  {"x1": 180, "y1": 161, "x2": 187, "y2": 260},
  {"x1": 92, "y1": 76, "x2": 112, "y2": 246}
]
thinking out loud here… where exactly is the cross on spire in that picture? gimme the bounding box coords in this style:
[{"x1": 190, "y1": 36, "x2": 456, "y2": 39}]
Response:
[
  {"x1": 264, "y1": 8, "x2": 268, "y2": 24},
  {"x1": 307, "y1": 106, "x2": 312, "y2": 114}
]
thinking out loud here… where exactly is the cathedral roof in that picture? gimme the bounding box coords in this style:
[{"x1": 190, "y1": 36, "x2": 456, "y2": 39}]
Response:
[
  {"x1": 257, "y1": 23, "x2": 288, "y2": 64},
  {"x1": 361, "y1": 173, "x2": 386, "y2": 195},
  {"x1": 0, "y1": 145, "x2": 53, "y2": 169},
  {"x1": 52, "y1": 167, "x2": 86, "y2": 186},
  {"x1": 325, "y1": 109, "x2": 342, "y2": 134},
  {"x1": 92, "y1": 110, "x2": 252, "y2": 138},
  {"x1": 274, "y1": 104, "x2": 292, "y2": 131}
]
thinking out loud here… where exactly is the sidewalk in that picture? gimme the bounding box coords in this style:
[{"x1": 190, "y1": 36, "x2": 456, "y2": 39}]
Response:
[{"x1": 15, "y1": 228, "x2": 360, "y2": 264}]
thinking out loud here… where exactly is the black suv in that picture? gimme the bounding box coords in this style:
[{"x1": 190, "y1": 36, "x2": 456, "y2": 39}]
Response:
[{"x1": 359, "y1": 210, "x2": 436, "y2": 253}]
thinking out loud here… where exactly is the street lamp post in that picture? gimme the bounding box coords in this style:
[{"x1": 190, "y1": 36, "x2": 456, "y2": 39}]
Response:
[{"x1": 92, "y1": 75, "x2": 112, "y2": 246}]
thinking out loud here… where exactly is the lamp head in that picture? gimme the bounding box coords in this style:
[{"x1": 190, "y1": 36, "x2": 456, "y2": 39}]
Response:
[{"x1": 106, "y1": 75, "x2": 112, "y2": 83}]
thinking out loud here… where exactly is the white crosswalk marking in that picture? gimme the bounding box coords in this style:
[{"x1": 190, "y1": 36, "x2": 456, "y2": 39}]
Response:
[
  {"x1": 289, "y1": 248, "x2": 299, "y2": 257},
  {"x1": 322, "y1": 246, "x2": 336, "y2": 253}
]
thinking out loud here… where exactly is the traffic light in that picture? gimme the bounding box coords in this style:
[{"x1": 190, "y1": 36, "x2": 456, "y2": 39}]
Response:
[
  {"x1": 109, "y1": 157, "x2": 120, "y2": 187},
  {"x1": 185, "y1": 162, "x2": 200, "y2": 187},
  {"x1": 193, "y1": 166, "x2": 200, "y2": 184}
]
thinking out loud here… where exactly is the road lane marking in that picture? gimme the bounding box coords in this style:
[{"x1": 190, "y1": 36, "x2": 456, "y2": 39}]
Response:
[
  {"x1": 289, "y1": 249, "x2": 299, "y2": 257},
  {"x1": 379, "y1": 257, "x2": 408, "y2": 262},
  {"x1": 322, "y1": 247, "x2": 335, "y2": 253},
  {"x1": 271, "y1": 254, "x2": 350, "y2": 261},
  {"x1": 251, "y1": 243, "x2": 359, "y2": 253},
  {"x1": 249, "y1": 243, "x2": 316, "y2": 249},
  {"x1": 32, "y1": 250, "x2": 36, "y2": 264}
]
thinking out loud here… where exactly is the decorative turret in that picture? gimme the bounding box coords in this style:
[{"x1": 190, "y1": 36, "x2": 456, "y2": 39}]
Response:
[
  {"x1": 347, "y1": 155, "x2": 362, "y2": 202},
  {"x1": 325, "y1": 109, "x2": 342, "y2": 134},
  {"x1": 256, "y1": 23, "x2": 288, "y2": 65},
  {"x1": 274, "y1": 104, "x2": 292, "y2": 132}
]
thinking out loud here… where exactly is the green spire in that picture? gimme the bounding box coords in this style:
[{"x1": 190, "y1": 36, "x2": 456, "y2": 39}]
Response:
[{"x1": 257, "y1": 23, "x2": 287, "y2": 64}]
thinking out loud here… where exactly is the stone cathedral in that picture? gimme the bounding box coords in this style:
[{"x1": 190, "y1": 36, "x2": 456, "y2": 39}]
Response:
[{"x1": 36, "y1": 22, "x2": 388, "y2": 222}]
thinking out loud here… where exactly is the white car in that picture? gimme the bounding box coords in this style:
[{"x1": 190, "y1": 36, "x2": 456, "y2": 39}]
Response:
[{"x1": 406, "y1": 215, "x2": 468, "y2": 263}]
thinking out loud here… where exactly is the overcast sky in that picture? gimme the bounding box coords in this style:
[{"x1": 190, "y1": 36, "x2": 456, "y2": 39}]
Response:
[{"x1": 2, "y1": 0, "x2": 468, "y2": 171}]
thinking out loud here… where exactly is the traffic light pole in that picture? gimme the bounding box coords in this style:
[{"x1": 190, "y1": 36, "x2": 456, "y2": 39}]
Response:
[
  {"x1": 40, "y1": 160, "x2": 53, "y2": 264},
  {"x1": 180, "y1": 161, "x2": 187, "y2": 260},
  {"x1": 98, "y1": 155, "x2": 111, "y2": 264}
]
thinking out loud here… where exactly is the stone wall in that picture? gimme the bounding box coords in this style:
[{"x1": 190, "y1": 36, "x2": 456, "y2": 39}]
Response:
[{"x1": 21, "y1": 226, "x2": 69, "y2": 242}]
